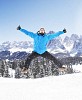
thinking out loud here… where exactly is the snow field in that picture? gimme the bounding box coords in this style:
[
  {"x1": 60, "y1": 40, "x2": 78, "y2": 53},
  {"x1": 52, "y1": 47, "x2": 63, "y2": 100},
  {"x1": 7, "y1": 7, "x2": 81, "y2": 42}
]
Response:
[{"x1": 0, "y1": 64, "x2": 82, "y2": 100}]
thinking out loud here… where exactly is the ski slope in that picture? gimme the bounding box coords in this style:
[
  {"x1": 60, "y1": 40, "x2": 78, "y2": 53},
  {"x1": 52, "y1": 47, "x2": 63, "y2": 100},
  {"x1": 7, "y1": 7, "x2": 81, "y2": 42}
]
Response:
[{"x1": 0, "y1": 65, "x2": 82, "y2": 100}]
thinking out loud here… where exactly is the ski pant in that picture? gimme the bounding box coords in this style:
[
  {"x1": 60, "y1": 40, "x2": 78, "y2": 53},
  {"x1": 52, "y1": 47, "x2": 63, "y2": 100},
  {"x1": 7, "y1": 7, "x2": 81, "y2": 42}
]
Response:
[{"x1": 24, "y1": 51, "x2": 62, "y2": 69}]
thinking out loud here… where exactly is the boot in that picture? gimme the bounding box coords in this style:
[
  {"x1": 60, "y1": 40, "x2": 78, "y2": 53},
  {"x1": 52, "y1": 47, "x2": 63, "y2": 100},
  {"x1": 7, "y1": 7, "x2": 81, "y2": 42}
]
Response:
[{"x1": 21, "y1": 67, "x2": 28, "y2": 73}]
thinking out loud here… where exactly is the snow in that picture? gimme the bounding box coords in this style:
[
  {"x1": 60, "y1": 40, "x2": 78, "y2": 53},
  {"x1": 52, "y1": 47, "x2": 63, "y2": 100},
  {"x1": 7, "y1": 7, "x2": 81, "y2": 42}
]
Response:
[
  {"x1": 9, "y1": 48, "x2": 33, "y2": 53},
  {"x1": 48, "y1": 48, "x2": 66, "y2": 54},
  {"x1": 70, "y1": 52, "x2": 77, "y2": 57},
  {"x1": 0, "y1": 65, "x2": 82, "y2": 100},
  {"x1": 8, "y1": 68, "x2": 15, "y2": 78},
  {"x1": 72, "y1": 64, "x2": 82, "y2": 72},
  {"x1": 64, "y1": 42, "x2": 73, "y2": 52}
]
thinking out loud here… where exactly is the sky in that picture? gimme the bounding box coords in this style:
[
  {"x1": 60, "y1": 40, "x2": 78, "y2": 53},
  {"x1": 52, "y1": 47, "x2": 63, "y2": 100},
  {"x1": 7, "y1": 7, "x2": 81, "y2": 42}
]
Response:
[{"x1": 0, "y1": 0, "x2": 82, "y2": 44}]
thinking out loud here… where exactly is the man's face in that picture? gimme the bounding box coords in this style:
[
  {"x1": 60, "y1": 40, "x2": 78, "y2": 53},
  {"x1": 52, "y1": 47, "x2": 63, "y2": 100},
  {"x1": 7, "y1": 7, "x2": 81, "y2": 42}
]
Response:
[{"x1": 39, "y1": 28, "x2": 45, "y2": 34}]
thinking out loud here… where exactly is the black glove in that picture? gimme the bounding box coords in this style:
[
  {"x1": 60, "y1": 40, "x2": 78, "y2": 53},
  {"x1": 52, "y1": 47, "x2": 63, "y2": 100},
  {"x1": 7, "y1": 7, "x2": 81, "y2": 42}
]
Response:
[
  {"x1": 17, "y1": 25, "x2": 21, "y2": 30},
  {"x1": 63, "y1": 28, "x2": 67, "y2": 33}
]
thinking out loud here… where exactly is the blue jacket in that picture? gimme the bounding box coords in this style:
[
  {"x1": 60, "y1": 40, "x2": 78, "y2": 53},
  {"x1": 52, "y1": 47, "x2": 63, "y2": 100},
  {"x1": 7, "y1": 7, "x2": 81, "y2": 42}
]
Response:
[{"x1": 20, "y1": 29, "x2": 64, "y2": 54}]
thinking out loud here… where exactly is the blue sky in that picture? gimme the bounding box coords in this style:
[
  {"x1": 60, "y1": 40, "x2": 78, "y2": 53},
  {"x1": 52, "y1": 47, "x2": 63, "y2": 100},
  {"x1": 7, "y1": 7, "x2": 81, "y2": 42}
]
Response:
[{"x1": 0, "y1": 0, "x2": 82, "y2": 43}]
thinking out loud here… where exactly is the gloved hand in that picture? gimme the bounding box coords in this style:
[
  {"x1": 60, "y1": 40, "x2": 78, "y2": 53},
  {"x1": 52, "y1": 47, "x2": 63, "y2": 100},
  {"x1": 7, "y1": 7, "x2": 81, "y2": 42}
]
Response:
[
  {"x1": 63, "y1": 28, "x2": 67, "y2": 33},
  {"x1": 17, "y1": 25, "x2": 21, "y2": 30}
]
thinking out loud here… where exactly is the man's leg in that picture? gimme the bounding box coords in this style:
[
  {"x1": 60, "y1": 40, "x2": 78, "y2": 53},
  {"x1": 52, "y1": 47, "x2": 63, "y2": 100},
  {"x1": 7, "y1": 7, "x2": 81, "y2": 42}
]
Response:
[
  {"x1": 41, "y1": 51, "x2": 63, "y2": 68},
  {"x1": 24, "y1": 51, "x2": 39, "y2": 69}
]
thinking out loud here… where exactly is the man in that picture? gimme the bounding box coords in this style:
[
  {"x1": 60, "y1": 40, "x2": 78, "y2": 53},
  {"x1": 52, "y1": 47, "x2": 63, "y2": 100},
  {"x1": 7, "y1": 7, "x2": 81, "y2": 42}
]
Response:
[{"x1": 17, "y1": 25, "x2": 66, "y2": 72}]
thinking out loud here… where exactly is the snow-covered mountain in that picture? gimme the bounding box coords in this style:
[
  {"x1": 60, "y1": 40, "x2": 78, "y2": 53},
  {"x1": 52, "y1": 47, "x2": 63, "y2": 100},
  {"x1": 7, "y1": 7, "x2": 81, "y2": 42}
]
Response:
[
  {"x1": 0, "y1": 41, "x2": 33, "y2": 52},
  {"x1": 0, "y1": 34, "x2": 82, "y2": 59}
]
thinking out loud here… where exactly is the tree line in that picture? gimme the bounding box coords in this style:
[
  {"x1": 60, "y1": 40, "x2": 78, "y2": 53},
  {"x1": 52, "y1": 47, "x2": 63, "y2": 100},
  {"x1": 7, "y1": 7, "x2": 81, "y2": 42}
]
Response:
[{"x1": 0, "y1": 56, "x2": 82, "y2": 79}]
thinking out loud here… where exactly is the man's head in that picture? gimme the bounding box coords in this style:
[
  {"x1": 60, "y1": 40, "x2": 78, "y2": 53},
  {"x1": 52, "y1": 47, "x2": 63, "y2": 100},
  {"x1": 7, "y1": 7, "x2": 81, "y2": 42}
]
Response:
[{"x1": 39, "y1": 28, "x2": 45, "y2": 34}]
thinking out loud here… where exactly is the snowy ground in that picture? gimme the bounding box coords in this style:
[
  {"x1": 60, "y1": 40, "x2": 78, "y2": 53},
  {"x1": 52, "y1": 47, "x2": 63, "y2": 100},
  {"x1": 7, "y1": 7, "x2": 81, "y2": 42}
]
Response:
[{"x1": 0, "y1": 65, "x2": 82, "y2": 100}]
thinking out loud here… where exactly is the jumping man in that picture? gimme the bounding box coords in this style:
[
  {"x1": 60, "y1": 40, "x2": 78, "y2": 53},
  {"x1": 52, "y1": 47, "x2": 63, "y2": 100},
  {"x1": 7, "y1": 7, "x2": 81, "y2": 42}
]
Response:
[{"x1": 17, "y1": 25, "x2": 67, "y2": 72}]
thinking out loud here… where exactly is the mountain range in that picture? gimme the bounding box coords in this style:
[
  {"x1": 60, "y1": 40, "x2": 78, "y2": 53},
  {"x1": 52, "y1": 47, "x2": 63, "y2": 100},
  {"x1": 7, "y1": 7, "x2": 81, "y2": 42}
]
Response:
[{"x1": 0, "y1": 34, "x2": 82, "y2": 60}]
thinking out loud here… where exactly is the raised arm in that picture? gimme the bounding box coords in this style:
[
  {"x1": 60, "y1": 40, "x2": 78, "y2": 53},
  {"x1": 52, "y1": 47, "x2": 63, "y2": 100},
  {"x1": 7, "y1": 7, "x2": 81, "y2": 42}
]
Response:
[
  {"x1": 17, "y1": 25, "x2": 36, "y2": 38},
  {"x1": 47, "y1": 29, "x2": 66, "y2": 41}
]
